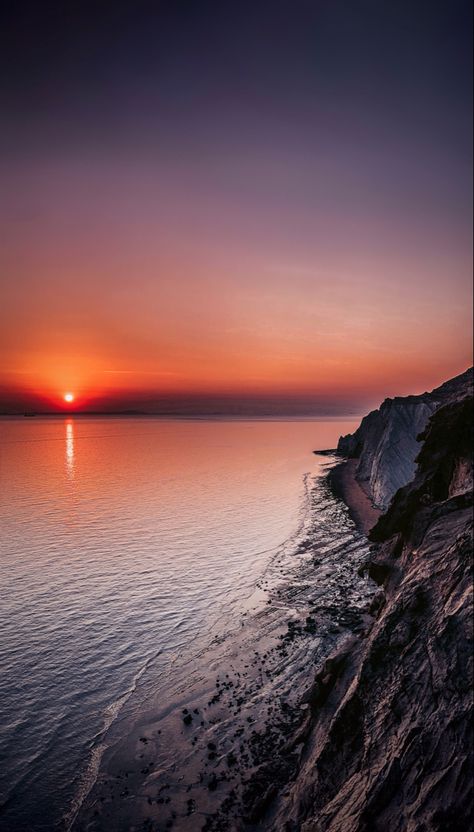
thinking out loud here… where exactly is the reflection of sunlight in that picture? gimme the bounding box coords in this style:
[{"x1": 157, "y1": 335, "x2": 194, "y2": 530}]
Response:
[{"x1": 65, "y1": 419, "x2": 75, "y2": 478}]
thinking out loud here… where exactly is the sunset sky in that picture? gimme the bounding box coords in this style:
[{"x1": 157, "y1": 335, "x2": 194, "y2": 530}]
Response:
[{"x1": 1, "y1": 1, "x2": 472, "y2": 414}]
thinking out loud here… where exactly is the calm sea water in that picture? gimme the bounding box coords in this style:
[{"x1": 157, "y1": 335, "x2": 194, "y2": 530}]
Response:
[{"x1": 0, "y1": 416, "x2": 357, "y2": 831}]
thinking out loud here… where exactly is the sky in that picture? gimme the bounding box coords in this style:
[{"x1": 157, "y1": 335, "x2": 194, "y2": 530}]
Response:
[{"x1": 0, "y1": 0, "x2": 472, "y2": 414}]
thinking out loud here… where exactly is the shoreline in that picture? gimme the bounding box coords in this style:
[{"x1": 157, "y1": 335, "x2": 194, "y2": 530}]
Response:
[
  {"x1": 73, "y1": 464, "x2": 376, "y2": 832},
  {"x1": 326, "y1": 458, "x2": 381, "y2": 536}
]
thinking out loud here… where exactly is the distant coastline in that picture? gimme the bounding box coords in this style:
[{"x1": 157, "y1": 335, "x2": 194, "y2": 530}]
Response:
[{"x1": 0, "y1": 410, "x2": 365, "y2": 421}]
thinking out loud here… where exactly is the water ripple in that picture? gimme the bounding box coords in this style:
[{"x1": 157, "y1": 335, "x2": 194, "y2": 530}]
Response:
[{"x1": 0, "y1": 416, "x2": 359, "y2": 831}]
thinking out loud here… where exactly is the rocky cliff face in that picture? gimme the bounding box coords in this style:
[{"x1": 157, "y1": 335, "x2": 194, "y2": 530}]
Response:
[
  {"x1": 337, "y1": 368, "x2": 473, "y2": 510},
  {"x1": 271, "y1": 370, "x2": 473, "y2": 832}
]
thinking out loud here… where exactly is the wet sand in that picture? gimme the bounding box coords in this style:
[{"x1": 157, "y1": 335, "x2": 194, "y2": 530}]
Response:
[
  {"x1": 73, "y1": 465, "x2": 377, "y2": 832},
  {"x1": 327, "y1": 458, "x2": 381, "y2": 536}
]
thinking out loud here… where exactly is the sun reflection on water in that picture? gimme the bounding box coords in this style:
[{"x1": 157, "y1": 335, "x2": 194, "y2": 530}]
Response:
[{"x1": 65, "y1": 419, "x2": 75, "y2": 478}]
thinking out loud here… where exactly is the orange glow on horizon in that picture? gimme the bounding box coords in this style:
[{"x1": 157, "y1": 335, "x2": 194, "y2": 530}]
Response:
[{"x1": 0, "y1": 172, "x2": 471, "y2": 412}]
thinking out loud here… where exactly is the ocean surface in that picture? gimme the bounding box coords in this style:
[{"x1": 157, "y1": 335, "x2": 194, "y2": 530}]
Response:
[{"x1": 0, "y1": 416, "x2": 358, "y2": 831}]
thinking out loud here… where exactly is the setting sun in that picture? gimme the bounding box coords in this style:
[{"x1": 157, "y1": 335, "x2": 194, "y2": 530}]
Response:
[{"x1": 64, "y1": 393, "x2": 75, "y2": 403}]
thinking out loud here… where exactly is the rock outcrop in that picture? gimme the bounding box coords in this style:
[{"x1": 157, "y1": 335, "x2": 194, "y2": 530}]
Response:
[
  {"x1": 337, "y1": 368, "x2": 473, "y2": 509},
  {"x1": 272, "y1": 369, "x2": 473, "y2": 832}
]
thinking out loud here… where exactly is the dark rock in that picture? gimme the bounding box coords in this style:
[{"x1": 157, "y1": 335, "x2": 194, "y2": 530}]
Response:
[
  {"x1": 273, "y1": 369, "x2": 473, "y2": 832},
  {"x1": 313, "y1": 448, "x2": 338, "y2": 456},
  {"x1": 366, "y1": 559, "x2": 392, "y2": 586},
  {"x1": 208, "y1": 774, "x2": 218, "y2": 791}
]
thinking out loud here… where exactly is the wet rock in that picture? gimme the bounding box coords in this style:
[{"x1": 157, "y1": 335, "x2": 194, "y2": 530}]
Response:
[{"x1": 208, "y1": 774, "x2": 218, "y2": 791}]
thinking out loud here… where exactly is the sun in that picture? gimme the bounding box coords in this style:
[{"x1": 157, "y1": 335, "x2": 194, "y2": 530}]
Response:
[{"x1": 64, "y1": 393, "x2": 75, "y2": 403}]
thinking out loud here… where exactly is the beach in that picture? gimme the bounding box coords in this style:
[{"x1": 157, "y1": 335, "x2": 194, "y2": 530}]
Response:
[
  {"x1": 327, "y1": 459, "x2": 381, "y2": 536},
  {"x1": 73, "y1": 458, "x2": 376, "y2": 832}
]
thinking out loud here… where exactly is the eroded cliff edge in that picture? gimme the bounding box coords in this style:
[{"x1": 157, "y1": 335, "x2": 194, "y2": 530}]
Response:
[
  {"x1": 272, "y1": 370, "x2": 473, "y2": 832},
  {"x1": 337, "y1": 368, "x2": 473, "y2": 510}
]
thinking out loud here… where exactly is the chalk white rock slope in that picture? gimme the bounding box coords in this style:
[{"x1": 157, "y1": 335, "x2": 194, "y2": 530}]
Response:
[{"x1": 337, "y1": 368, "x2": 473, "y2": 510}]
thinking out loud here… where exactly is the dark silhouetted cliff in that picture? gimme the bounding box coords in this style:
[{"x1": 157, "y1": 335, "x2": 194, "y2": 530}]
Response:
[{"x1": 272, "y1": 369, "x2": 473, "y2": 832}]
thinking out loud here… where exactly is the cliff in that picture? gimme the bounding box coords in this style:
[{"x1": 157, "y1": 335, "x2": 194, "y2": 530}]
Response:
[
  {"x1": 271, "y1": 370, "x2": 473, "y2": 831},
  {"x1": 337, "y1": 368, "x2": 473, "y2": 510}
]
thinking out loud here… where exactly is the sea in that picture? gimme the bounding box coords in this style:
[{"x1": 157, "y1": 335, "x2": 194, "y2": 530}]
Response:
[{"x1": 0, "y1": 416, "x2": 360, "y2": 831}]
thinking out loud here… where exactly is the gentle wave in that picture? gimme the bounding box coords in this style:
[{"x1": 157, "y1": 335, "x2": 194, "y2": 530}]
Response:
[
  {"x1": 63, "y1": 649, "x2": 163, "y2": 832},
  {"x1": 0, "y1": 417, "x2": 359, "y2": 831}
]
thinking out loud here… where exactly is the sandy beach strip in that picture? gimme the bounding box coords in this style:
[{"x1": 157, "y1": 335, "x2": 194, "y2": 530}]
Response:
[{"x1": 327, "y1": 458, "x2": 381, "y2": 536}]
